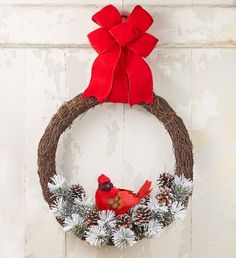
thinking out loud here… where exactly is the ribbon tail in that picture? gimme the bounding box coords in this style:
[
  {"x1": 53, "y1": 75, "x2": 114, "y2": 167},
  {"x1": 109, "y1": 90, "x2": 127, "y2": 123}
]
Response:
[
  {"x1": 126, "y1": 50, "x2": 154, "y2": 106},
  {"x1": 83, "y1": 45, "x2": 121, "y2": 103},
  {"x1": 105, "y1": 48, "x2": 130, "y2": 103}
]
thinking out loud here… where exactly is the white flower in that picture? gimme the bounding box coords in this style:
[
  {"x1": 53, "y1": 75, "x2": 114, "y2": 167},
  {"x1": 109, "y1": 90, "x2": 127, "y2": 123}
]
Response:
[
  {"x1": 98, "y1": 210, "x2": 116, "y2": 229},
  {"x1": 147, "y1": 196, "x2": 168, "y2": 213},
  {"x1": 64, "y1": 214, "x2": 83, "y2": 232},
  {"x1": 145, "y1": 220, "x2": 163, "y2": 238},
  {"x1": 113, "y1": 228, "x2": 137, "y2": 249},
  {"x1": 170, "y1": 201, "x2": 186, "y2": 220},
  {"x1": 48, "y1": 175, "x2": 66, "y2": 192},
  {"x1": 85, "y1": 225, "x2": 108, "y2": 246}
]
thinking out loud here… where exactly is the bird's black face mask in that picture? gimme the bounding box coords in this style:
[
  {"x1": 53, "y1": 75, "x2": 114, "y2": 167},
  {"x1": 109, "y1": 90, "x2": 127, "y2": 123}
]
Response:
[{"x1": 99, "y1": 182, "x2": 113, "y2": 192}]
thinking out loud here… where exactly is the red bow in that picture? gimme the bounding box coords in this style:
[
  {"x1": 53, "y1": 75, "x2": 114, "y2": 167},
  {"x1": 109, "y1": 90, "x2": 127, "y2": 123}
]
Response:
[{"x1": 83, "y1": 5, "x2": 158, "y2": 106}]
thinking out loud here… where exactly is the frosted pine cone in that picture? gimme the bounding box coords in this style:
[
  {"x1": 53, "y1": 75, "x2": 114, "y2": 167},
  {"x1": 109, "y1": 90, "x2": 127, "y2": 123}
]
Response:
[
  {"x1": 156, "y1": 186, "x2": 173, "y2": 205},
  {"x1": 116, "y1": 214, "x2": 133, "y2": 229},
  {"x1": 85, "y1": 208, "x2": 99, "y2": 227},
  {"x1": 157, "y1": 173, "x2": 174, "y2": 188},
  {"x1": 68, "y1": 184, "x2": 85, "y2": 203},
  {"x1": 133, "y1": 206, "x2": 153, "y2": 225}
]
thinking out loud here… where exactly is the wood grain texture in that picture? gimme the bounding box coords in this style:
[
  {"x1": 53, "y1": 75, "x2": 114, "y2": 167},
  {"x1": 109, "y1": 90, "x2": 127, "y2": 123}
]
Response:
[
  {"x1": 64, "y1": 48, "x2": 125, "y2": 258},
  {"x1": 123, "y1": 49, "x2": 192, "y2": 258},
  {"x1": 191, "y1": 49, "x2": 236, "y2": 258},
  {"x1": 24, "y1": 49, "x2": 66, "y2": 258},
  {"x1": 0, "y1": 0, "x2": 236, "y2": 257},
  {"x1": 0, "y1": 49, "x2": 26, "y2": 258},
  {"x1": 0, "y1": 0, "x2": 121, "y2": 4},
  {"x1": 0, "y1": 0, "x2": 235, "y2": 5},
  {"x1": 125, "y1": 0, "x2": 236, "y2": 5},
  {"x1": 0, "y1": 6, "x2": 235, "y2": 46}
]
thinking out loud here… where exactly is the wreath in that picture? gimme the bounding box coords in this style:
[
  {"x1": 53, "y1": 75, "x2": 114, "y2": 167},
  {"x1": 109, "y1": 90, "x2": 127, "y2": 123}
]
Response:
[{"x1": 38, "y1": 5, "x2": 193, "y2": 249}]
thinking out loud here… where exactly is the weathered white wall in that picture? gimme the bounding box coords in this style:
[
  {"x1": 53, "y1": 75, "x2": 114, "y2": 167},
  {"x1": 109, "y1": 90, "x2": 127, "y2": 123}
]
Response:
[{"x1": 0, "y1": 1, "x2": 236, "y2": 258}]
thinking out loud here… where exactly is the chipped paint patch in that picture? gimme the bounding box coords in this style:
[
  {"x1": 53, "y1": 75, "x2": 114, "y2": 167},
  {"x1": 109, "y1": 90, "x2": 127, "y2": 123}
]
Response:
[{"x1": 192, "y1": 90, "x2": 217, "y2": 130}]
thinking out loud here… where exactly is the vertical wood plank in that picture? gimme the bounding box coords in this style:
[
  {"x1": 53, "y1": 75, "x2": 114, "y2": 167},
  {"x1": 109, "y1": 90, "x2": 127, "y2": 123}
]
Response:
[
  {"x1": 0, "y1": 7, "x2": 236, "y2": 47},
  {"x1": 24, "y1": 49, "x2": 66, "y2": 258},
  {"x1": 191, "y1": 49, "x2": 236, "y2": 258},
  {"x1": 0, "y1": 49, "x2": 26, "y2": 258},
  {"x1": 124, "y1": 0, "x2": 192, "y2": 4},
  {"x1": 0, "y1": 0, "x2": 121, "y2": 4},
  {"x1": 64, "y1": 49, "x2": 124, "y2": 258},
  {"x1": 123, "y1": 48, "x2": 192, "y2": 258},
  {"x1": 1, "y1": 1, "x2": 236, "y2": 257},
  {"x1": 193, "y1": 0, "x2": 236, "y2": 4}
]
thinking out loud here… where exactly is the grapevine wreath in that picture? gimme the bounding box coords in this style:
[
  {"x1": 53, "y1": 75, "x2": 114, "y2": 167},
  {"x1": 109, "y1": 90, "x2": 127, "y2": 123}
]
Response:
[{"x1": 38, "y1": 5, "x2": 193, "y2": 249}]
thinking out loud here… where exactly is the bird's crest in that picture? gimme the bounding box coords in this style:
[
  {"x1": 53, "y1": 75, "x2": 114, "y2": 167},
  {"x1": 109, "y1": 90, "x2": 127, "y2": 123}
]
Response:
[{"x1": 98, "y1": 174, "x2": 111, "y2": 184}]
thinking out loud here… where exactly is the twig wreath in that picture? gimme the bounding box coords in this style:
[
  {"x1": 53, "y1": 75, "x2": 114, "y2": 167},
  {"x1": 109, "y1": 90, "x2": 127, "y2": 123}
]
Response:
[{"x1": 38, "y1": 5, "x2": 193, "y2": 249}]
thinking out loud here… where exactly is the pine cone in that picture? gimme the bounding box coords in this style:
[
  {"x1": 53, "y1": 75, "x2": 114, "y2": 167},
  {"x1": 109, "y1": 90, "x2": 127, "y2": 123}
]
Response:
[
  {"x1": 133, "y1": 206, "x2": 153, "y2": 225},
  {"x1": 85, "y1": 208, "x2": 99, "y2": 227},
  {"x1": 116, "y1": 214, "x2": 133, "y2": 229},
  {"x1": 156, "y1": 186, "x2": 173, "y2": 205},
  {"x1": 133, "y1": 225, "x2": 148, "y2": 240},
  {"x1": 157, "y1": 173, "x2": 174, "y2": 188},
  {"x1": 68, "y1": 184, "x2": 85, "y2": 202}
]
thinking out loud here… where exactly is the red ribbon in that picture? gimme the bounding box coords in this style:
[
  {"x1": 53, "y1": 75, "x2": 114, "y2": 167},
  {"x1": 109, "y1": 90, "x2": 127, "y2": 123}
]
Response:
[{"x1": 83, "y1": 5, "x2": 158, "y2": 106}]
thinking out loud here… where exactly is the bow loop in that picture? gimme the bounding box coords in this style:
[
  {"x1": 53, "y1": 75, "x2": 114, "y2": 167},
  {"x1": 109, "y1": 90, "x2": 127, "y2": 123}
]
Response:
[
  {"x1": 84, "y1": 5, "x2": 158, "y2": 106},
  {"x1": 92, "y1": 4, "x2": 121, "y2": 29},
  {"x1": 127, "y1": 5, "x2": 154, "y2": 34},
  {"x1": 88, "y1": 28, "x2": 115, "y2": 54}
]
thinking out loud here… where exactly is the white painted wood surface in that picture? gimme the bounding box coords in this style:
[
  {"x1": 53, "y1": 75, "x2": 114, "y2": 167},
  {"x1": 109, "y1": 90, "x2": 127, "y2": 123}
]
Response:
[
  {"x1": 0, "y1": 6, "x2": 236, "y2": 47},
  {"x1": 0, "y1": 1, "x2": 236, "y2": 258}
]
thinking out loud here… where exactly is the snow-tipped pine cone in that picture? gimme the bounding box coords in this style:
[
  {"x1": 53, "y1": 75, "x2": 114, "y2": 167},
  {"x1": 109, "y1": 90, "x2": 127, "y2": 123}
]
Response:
[
  {"x1": 116, "y1": 214, "x2": 133, "y2": 229},
  {"x1": 68, "y1": 184, "x2": 85, "y2": 203},
  {"x1": 157, "y1": 172, "x2": 174, "y2": 188},
  {"x1": 85, "y1": 208, "x2": 99, "y2": 227},
  {"x1": 156, "y1": 186, "x2": 173, "y2": 205},
  {"x1": 132, "y1": 206, "x2": 153, "y2": 225}
]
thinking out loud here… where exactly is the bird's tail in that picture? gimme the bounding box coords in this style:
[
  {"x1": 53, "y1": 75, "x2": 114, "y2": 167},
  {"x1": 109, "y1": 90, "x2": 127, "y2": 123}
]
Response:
[{"x1": 136, "y1": 180, "x2": 152, "y2": 199}]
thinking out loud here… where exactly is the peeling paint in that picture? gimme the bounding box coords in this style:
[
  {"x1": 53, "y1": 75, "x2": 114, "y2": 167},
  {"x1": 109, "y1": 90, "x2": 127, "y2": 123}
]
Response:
[
  {"x1": 1, "y1": 3, "x2": 236, "y2": 258},
  {"x1": 192, "y1": 90, "x2": 217, "y2": 130}
]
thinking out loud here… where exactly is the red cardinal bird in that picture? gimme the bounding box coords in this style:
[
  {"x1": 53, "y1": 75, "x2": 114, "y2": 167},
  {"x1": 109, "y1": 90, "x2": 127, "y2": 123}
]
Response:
[{"x1": 95, "y1": 174, "x2": 152, "y2": 214}]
